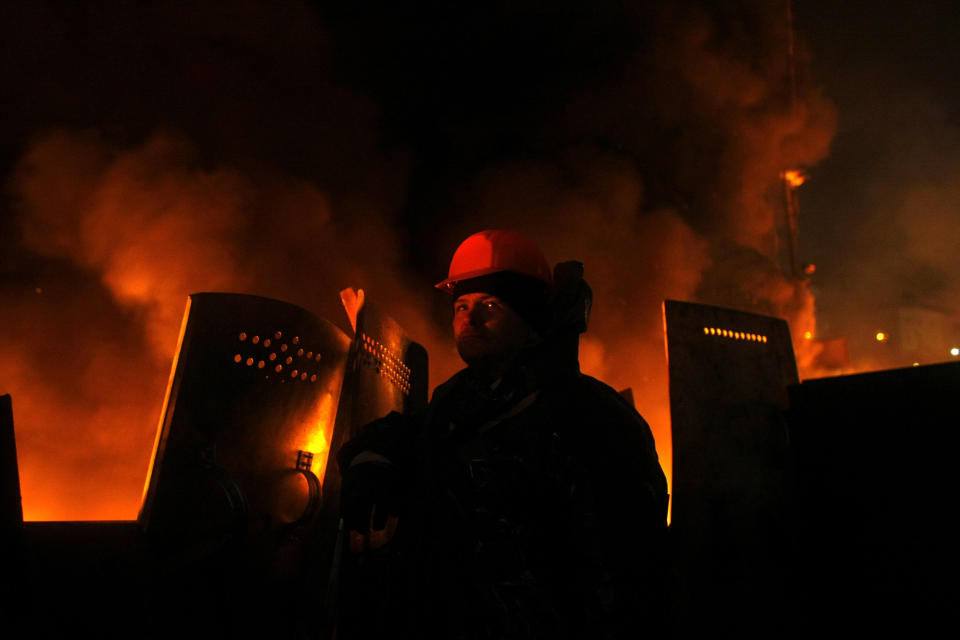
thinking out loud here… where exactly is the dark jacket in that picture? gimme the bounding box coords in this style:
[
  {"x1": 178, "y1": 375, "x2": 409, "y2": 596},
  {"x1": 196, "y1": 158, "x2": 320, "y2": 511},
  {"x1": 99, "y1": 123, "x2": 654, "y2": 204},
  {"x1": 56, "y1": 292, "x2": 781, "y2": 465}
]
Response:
[{"x1": 338, "y1": 353, "x2": 668, "y2": 639}]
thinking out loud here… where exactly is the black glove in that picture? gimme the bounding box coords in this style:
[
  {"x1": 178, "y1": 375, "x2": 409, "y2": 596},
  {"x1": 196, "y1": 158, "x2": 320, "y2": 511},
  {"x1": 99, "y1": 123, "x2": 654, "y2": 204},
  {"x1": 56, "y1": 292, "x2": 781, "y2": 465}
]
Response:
[{"x1": 340, "y1": 458, "x2": 405, "y2": 534}]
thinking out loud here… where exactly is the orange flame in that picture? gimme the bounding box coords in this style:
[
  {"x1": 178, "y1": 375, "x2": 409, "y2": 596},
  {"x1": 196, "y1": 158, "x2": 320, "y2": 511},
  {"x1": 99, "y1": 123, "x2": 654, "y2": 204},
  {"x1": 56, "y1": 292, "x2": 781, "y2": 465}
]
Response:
[
  {"x1": 782, "y1": 169, "x2": 806, "y2": 188},
  {"x1": 302, "y1": 391, "x2": 337, "y2": 482}
]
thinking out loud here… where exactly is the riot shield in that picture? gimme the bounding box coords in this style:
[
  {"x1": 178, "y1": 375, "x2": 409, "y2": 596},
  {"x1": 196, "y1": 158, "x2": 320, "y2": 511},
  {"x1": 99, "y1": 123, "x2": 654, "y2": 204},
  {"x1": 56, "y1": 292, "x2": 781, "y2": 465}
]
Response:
[
  {"x1": 1, "y1": 394, "x2": 21, "y2": 532},
  {"x1": 139, "y1": 292, "x2": 352, "y2": 551},
  {"x1": 1, "y1": 394, "x2": 25, "y2": 628},
  {"x1": 326, "y1": 288, "x2": 428, "y2": 486},
  {"x1": 663, "y1": 299, "x2": 798, "y2": 639},
  {"x1": 319, "y1": 289, "x2": 429, "y2": 637}
]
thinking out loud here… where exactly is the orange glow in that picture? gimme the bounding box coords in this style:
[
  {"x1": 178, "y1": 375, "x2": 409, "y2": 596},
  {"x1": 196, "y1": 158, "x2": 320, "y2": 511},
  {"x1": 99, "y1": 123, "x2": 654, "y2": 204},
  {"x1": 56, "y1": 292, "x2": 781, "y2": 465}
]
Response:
[
  {"x1": 876, "y1": 332, "x2": 888, "y2": 342},
  {"x1": 8, "y1": 26, "x2": 840, "y2": 522},
  {"x1": 9, "y1": 131, "x2": 457, "y2": 521},
  {"x1": 705, "y1": 327, "x2": 769, "y2": 343},
  {"x1": 803, "y1": 331, "x2": 813, "y2": 340},
  {"x1": 302, "y1": 391, "x2": 337, "y2": 481},
  {"x1": 782, "y1": 169, "x2": 806, "y2": 188}
]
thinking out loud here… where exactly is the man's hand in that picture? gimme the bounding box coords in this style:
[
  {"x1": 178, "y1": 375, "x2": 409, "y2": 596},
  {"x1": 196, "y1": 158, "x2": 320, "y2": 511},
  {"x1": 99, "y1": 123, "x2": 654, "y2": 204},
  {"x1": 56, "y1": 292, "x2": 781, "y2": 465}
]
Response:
[{"x1": 340, "y1": 458, "x2": 404, "y2": 552}]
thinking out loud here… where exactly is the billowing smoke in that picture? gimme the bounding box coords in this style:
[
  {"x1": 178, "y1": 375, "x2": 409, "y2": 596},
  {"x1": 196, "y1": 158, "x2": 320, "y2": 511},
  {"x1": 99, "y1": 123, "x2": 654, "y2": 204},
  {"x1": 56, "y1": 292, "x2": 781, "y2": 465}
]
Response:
[
  {"x1": 2, "y1": 1, "x2": 835, "y2": 519},
  {"x1": 6, "y1": 129, "x2": 453, "y2": 519},
  {"x1": 420, "y1": 2, "x2": 835, "y2": 483},
  {"x1": 440, "y1": 152, "x2": 711, "y2": 486}
]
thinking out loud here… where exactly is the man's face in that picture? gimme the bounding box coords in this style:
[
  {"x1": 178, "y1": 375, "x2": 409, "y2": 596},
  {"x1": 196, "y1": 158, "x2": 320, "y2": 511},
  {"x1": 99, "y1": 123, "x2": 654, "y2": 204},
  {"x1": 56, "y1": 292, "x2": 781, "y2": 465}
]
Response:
[{"x1": 453, "y1": 292, "x2": 534, "y2": 374}]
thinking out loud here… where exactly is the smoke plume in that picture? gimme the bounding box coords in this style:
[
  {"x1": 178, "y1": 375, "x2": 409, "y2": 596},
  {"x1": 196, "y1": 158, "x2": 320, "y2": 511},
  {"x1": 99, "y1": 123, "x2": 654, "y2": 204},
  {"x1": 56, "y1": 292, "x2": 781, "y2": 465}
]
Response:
[
  {"x1": 1, "y1": 1, "x2": 835, "y2": 519},
  {"x1": 6, "y1": 129, "x2": 453, "y2": 519},
  {"x1": 778, "y1": 0, "x2": 960, "y2": 375}
]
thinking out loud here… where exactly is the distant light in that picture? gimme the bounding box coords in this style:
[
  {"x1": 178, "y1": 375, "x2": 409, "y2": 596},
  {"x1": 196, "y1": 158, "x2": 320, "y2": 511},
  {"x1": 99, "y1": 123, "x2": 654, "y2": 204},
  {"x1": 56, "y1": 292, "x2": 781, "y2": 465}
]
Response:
[
  {"x1": 913, "y1": 362, "x2": 920, "y2": 367},
  {"x1": 876, "y1": 332, "x2": 888, "y2": 342},
  {"x1": 704, "y1": 327, "x2": 768, "y2": 343},
  {"x1": 802, "y1": 263, "x2": 816, "y2": 276},
  {"x1": 783, "y1": 169, "x2": 807, "y2": 188},
  {"x1": 803, "y1": 331, "x2": 813, "y2": 340},
  {"x1": 951, "y1": 348, "x2": 959, "y2": 357}
]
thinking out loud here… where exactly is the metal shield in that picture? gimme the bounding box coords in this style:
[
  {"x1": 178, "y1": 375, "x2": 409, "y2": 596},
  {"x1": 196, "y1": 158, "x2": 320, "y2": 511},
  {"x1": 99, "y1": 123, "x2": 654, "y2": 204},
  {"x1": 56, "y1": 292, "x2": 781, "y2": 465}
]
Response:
[
  {"x1": 663, "y1": 299, "x2": 798, "y2": 638},
  {"x1": 139, "y1": 292, "x2": 351, "y2": 545}
]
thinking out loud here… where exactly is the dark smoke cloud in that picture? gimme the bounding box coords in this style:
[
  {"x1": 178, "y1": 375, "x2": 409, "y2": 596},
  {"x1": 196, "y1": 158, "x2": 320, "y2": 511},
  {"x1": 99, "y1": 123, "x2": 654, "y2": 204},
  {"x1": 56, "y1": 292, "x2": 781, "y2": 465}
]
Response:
[
  {"x1": 796, "y1": 0, "x2": 960, "y2": 369},
  {"x1": 2, "y1": 1, "x2": 835, "y2": 519},
  {"x1": 327, "y1": 0, "x2": 835, "y2": 483},
  {"x1": 5, "y1": 129, "x2": 448, "y2": 519},
  {"x1": 1, "y1": 1, "x2": 432, "y2": 519}
]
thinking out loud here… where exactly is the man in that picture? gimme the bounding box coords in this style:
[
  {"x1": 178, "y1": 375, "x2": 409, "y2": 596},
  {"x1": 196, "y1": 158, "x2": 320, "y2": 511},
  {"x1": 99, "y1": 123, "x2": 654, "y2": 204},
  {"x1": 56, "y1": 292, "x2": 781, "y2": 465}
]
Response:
[{"x1": 337, "y1": 230, "x2": 668, "y2": 639}]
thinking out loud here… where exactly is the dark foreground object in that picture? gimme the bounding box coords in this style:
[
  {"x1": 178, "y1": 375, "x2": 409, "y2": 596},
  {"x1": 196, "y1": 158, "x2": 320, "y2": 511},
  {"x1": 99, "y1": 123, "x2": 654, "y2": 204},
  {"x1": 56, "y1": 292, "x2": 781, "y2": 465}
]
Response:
[
  {"x1": 8, "y1": 520, "x2": 326, "y2": 638},
  {"x1": 789, "y1": 361, "x2": 960, "y2": 637},
  {"x1": 3, "y1": 292, "x2": 428, "y2": 639},
  {"x1": 5, "y1": 301, "x2": 957, "y2": 637},
  {"x1": 664, "y1": 300, "x2": 798, "y2": 639},
  {"x1": 664, "y1": 300, "x2": 957, "y2": 638}
]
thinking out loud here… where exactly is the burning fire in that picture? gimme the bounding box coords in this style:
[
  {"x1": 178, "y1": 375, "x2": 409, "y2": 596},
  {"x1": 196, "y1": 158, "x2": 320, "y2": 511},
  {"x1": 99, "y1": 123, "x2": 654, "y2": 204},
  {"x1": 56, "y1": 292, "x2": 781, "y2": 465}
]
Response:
[
  {"x1": 6, "y1": 131, "x2": 450, "y2": 521},
  {"x1": 3, "y1": 2, "x2": 838, "y2": 523},
  {"x1": 782, "y1": 169, "x2": 807, "y2": 188},
  {"x1": 302, "y1": 391, "x2": 337, "y2": 482}
]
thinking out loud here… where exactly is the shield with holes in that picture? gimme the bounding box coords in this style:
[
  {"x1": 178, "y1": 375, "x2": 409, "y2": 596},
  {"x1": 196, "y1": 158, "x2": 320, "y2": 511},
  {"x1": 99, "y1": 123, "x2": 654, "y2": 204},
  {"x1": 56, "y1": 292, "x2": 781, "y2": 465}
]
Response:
[
  {"x1": 321, "y1": 291, "x2": 429, "y2": 637},
  {"x1": 663, "y1": 299, "x2": 798, "y2": 638},
  {"x1": 139, "y1": 293, "x2": 352, "y2": 547},
  {"x1": 326, "y1": 290, "x2": 429, "y2": 487}
]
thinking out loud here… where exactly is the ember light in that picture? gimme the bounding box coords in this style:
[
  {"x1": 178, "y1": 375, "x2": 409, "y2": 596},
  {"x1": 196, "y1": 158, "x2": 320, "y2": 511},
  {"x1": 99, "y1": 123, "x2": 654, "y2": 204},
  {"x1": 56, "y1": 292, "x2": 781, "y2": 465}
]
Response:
[
  {"x1": 876, "y1": 332, "x2": 888, "y2": 342},
  {"x1": 951, "y1": 348, "x2": 959, "y2": 357},
  {"x1": 782, "y1": 169, "x2": 807, "y2": 188},
  {"x1": 803, "y1": 331, "x2": 813, "y2": 340},
  {"x1": 235, "y1": 329, "x2": 323, "y2": 383},
  {"x1": 702, "y1": 327, "x2": 767, "y2": 342},
  {"x1": 358, "y1": 332, "x2": 412, "y2": 395}
]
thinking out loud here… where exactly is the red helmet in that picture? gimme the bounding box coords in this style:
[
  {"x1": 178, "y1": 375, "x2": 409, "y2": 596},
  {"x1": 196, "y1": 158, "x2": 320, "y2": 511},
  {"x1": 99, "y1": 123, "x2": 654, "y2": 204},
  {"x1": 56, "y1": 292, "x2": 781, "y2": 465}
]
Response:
[{"x1": 435, "y1": 230, "x2": 552, "y2": 293}]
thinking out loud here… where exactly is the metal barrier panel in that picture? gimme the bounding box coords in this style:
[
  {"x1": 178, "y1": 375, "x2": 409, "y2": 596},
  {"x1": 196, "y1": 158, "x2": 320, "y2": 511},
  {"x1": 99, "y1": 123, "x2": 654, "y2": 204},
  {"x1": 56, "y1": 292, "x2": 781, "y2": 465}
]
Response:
[
  {"x1": 319, "y1": 292, "x2": 429, "y2": 636},
  {"x1": 139, "y1": 292, "x2": 351, "y2": 545},
  {"x1": 11, "y1": 291, "x2": 428, "y2": 638},
  {"x1": 788, "y1": 362, "x2": 960, "y2": 636},
  {"x1": 328, "y1": 293, "x2": 428, "y2": 477},
  {"x1": 1, "y1": 395, "x2": 21, "y2": 531},
  {"x1": 663, "y1": 299, "x2": 798, "y2": 638},
  {"x1": 1, "y1": 394, "x2": 25, "y2": 630}
]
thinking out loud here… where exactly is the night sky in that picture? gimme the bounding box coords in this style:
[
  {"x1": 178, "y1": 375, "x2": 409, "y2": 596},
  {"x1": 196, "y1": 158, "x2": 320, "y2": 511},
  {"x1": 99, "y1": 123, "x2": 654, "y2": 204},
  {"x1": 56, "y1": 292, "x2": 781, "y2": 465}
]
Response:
[
  {"x1": 796, "y1": 0, "x2": 960, "y2": 362},
  {"x1": 1, "y1": 1, "x2": 956, "y2": 519}
]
